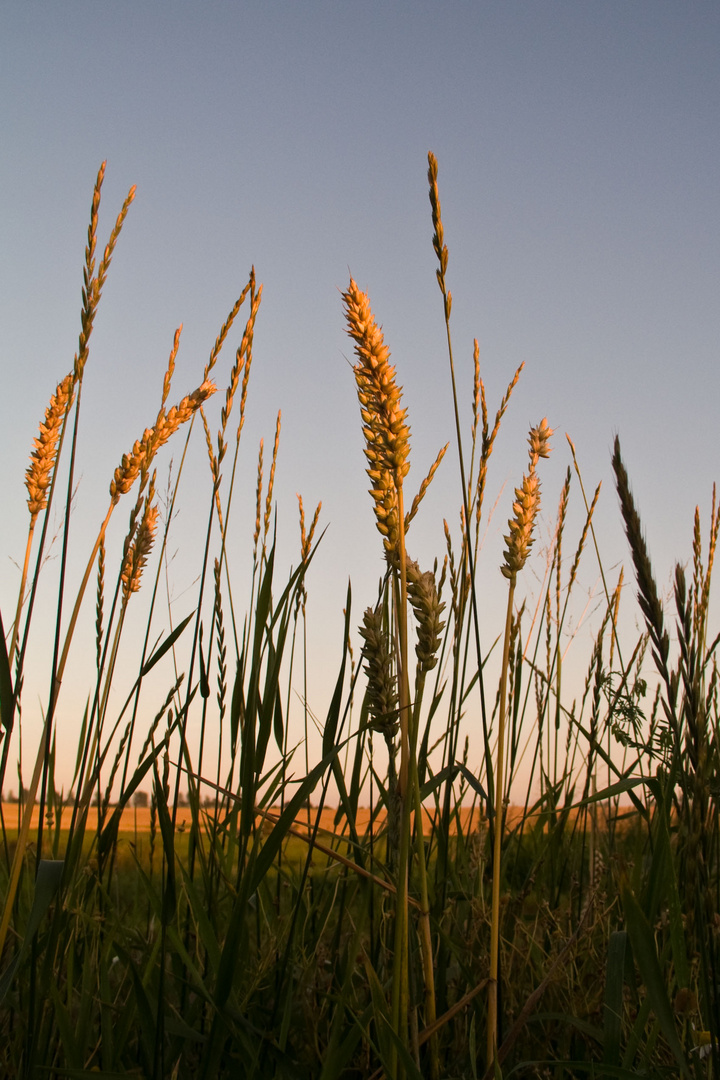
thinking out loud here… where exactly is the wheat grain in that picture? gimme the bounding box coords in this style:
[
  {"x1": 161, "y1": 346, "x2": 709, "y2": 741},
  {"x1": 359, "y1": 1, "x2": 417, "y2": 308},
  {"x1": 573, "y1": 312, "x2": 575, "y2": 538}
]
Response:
[
  {"x1": 699, "y1": 484, "x2": 719, "y2": 645},
  {"x1": 296, "y1": 494, "x2": 322, "y2": 615},
  {"x1": 95, "y1": 537, "x2": 105, "y2": 671},
  {"x1": 25, "y1": 374, "x2": 74, "y2": 521},
  {"x1": 471, "y1": 339, "x2": 480, "y2": 448},
  {"x1": 343, "y1": 277, "x2": 410, "y2": 558},
  {"x1": 406, "y1": 560, "x2": 445, "y2": 672},
  {"x1": 359, "y1": 605, "x2": 399, "y2": 739},
  {"x1": 109, "y1": 379, "x2": 215, "y2": 502},
  {"x1": 253, "y1": 438, "x2": 263, "y2": 559},
  {"x1": 75, "y1": 166, "x2": 136, "y2": 384},
  {"x1": 236, "y1": 274, "x2": 261, "y2": 443},
  {"x1": 121, "y1": 482, "x2": 159, "y2": 600},
  {"x1": 214, "y1": 558, "x2": 227, "y2": 724},
  {"x1": 567, "y1": 478, "x2": 601, "y2": 594},
  {"x1": 427, "y1": 151, "x2": 451, "y2": 319},
  {"x1": 405, "y1": 443, "x2": 448, "y2": 533},
  {"x1": 73, "y1": 162, "x2": 105, "y2": 382},
  {"x1": 612, "y1": 436, "x2": 669, "y2": 672},
  {"x1": 199, "y1": 404, "x2": 224, "y2": 531},
  {"x1": 502, "y1": 420, "x2": 553, "y2": 583},
  {"x1": 475, "y1": 363, "x2": 524, "y2": 532},
  {"x1": 95, "y1": 183, "x2": 137, "y2": 299},
  {"x1": 225, "y1": 280, "x2": 261, "y2": 438},
  {"x1": 162, "y1": 326, "x2": 182, "y2": 408},
  {"x1": 203, "y1": 278, "x2": 254, "y2": 380},
  {"x1": 263, "y1": 410, "x2": 281, "y2": 547}
]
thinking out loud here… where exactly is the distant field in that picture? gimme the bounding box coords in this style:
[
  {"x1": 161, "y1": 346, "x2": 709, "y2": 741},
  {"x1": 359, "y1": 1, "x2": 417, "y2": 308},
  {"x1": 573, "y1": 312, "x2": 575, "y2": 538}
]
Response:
[
  {"x1": 1, "y1": 801, "x2": 595, "y2": 837},
  {"x1": 0, "y1": 802, "x2": 496, "y2": 835}
]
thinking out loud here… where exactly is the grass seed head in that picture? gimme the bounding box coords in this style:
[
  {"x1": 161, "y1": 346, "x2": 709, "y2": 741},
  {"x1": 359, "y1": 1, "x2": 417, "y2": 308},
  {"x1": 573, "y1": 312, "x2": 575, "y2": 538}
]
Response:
[
  {"x1": 359, "y1": 605, "x2": 399, "y2": 739},
  {"x1": 121, "y1": 487, "x2": 159, "y2": 600},
  {"x1": 407, "y1": 559, "x2": 446, "y2": 672},
  {"x1": 26, "y1": 373, "x2": 75, "y2": 521},
  {"x1": 502, "y1": 419, "x2": 553, "y2": 583},
  {"x1": 110, "y1": 379, "x2": 215, "y2": 501},
  {"x1": 253, "y1": 438, "x2": 263, "y2": 557},
  {"x1": 528, "y1": 416, "x2": 553, "y2": 467},
  {"x1": 343, "y1": 277, "x2": 410, "y2": 558}
]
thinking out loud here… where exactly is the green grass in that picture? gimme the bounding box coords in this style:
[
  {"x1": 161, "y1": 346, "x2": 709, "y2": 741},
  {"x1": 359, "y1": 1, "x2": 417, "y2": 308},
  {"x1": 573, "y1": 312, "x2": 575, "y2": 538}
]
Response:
[{"x1": 1, "y1": 154, "x2": 719, "y2": 1079}]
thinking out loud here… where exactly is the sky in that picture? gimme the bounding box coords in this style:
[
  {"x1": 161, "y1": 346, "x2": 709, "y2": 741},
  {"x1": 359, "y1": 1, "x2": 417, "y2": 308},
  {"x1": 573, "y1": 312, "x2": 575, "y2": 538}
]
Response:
[{"x1": 1, "y1": 2, "x2": 719, "y2": 799}]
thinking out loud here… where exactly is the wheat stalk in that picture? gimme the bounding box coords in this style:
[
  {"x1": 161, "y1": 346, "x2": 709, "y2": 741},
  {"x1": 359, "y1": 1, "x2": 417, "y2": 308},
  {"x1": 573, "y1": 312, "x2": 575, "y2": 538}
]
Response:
[
  {"x1": 343, "y1": 275, "x2": 417, "y2": 1060},
  {"x1": 489, "y1": 418, "x2": 552, "y2": 1067}
]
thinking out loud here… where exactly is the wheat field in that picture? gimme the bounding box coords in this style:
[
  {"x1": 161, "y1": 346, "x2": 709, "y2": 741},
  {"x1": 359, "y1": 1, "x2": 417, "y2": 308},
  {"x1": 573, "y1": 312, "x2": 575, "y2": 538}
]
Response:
[{"x1": 1, "y1": 154, "x2": 718, "y2": 1079}]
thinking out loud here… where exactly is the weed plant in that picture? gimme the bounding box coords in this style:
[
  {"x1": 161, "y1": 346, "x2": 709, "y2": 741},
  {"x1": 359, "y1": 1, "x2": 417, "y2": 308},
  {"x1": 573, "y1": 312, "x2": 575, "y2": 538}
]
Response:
[{"x1": 1, "y1": 155, "x2": 719, "y2": 1079}]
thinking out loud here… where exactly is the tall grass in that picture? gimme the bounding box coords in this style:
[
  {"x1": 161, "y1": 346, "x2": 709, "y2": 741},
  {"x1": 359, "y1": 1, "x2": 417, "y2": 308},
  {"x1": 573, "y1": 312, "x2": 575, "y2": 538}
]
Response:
[{"x1": 0, "y1": 155, "x2": 719, "y2": 1079}]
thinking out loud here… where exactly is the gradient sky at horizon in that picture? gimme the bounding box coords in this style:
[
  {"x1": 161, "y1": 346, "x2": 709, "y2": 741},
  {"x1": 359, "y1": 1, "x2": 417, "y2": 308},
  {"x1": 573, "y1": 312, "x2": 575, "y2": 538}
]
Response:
[{"x1": 2, "y1": 3, "x2": 719, "y2": 796}]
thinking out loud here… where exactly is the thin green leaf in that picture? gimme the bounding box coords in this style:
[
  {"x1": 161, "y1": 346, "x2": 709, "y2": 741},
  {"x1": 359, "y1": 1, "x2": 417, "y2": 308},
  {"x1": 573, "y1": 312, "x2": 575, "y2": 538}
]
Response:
[
  {"x1": 140, "y1": 610, "x2": 194, "y2": 677},
  {"x1": 603, "y1": 930, "x2": 626, "y2": 1067},
  {"x1": 322, "y1": 581, "x2": 351, "y2": 758},
  {"x1": 0, "y1": 859, "x2": 64, "y2": 1001},
  {"x1": 0, "y1": 608, "x2": 15, "y2": 736},
  {"x1": 198, "y1": 622, "x2": 210, "y2": 699},
  {"x1": 621, "y1": 883, "x2": 690, "y2": 1077}
]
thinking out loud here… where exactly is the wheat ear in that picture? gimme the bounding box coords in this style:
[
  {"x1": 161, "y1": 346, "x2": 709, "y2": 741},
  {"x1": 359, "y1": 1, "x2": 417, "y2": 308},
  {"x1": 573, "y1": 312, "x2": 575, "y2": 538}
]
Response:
[
  {"x1": 611, "y1": 436, "x2": 669, "y2": 679},
  {"x1": 343, "y1": 277, "x2": 410, "y2": 559},
  {"x1": 263, "y1": 410, "x2": 281, "y2": 550},
  {"x1": 10, "y1": 373, "x2": 76, "y2": 665},
  {"x1": 252, "y1": 439, "x2": 263, "y2": 563},
  {"x1": 489, "y1": 418, "x2": 552, "y2": 1067}
]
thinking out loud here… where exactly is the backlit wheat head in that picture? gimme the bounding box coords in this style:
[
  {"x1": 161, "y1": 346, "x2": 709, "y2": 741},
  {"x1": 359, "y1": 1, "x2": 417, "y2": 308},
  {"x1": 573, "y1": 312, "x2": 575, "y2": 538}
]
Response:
[
  {"x1": 25, "y1": 373, "x2": 75, "y2": 522},
  {"x1": 406, "y1": 559, "x2": 445, "y2": 672},
  {"x1": 359, "y1": 604, "x2": 399, "y2": 739},
  {"x1": 342, "y1": 277, "x2": 410, "y2": 558},
  {"x1": 109, "y1": 379, "x2": 216, "y2": 502},
  {"x1": 502, "y1": 418, "x2": 553, "y2": 583}
]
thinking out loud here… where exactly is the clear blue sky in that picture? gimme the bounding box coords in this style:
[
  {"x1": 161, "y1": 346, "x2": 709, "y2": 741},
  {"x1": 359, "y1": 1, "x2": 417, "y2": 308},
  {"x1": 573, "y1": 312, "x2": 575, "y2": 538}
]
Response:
[{"x1": 2, "y1": 3, "x2": 719, "y2": 794}]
